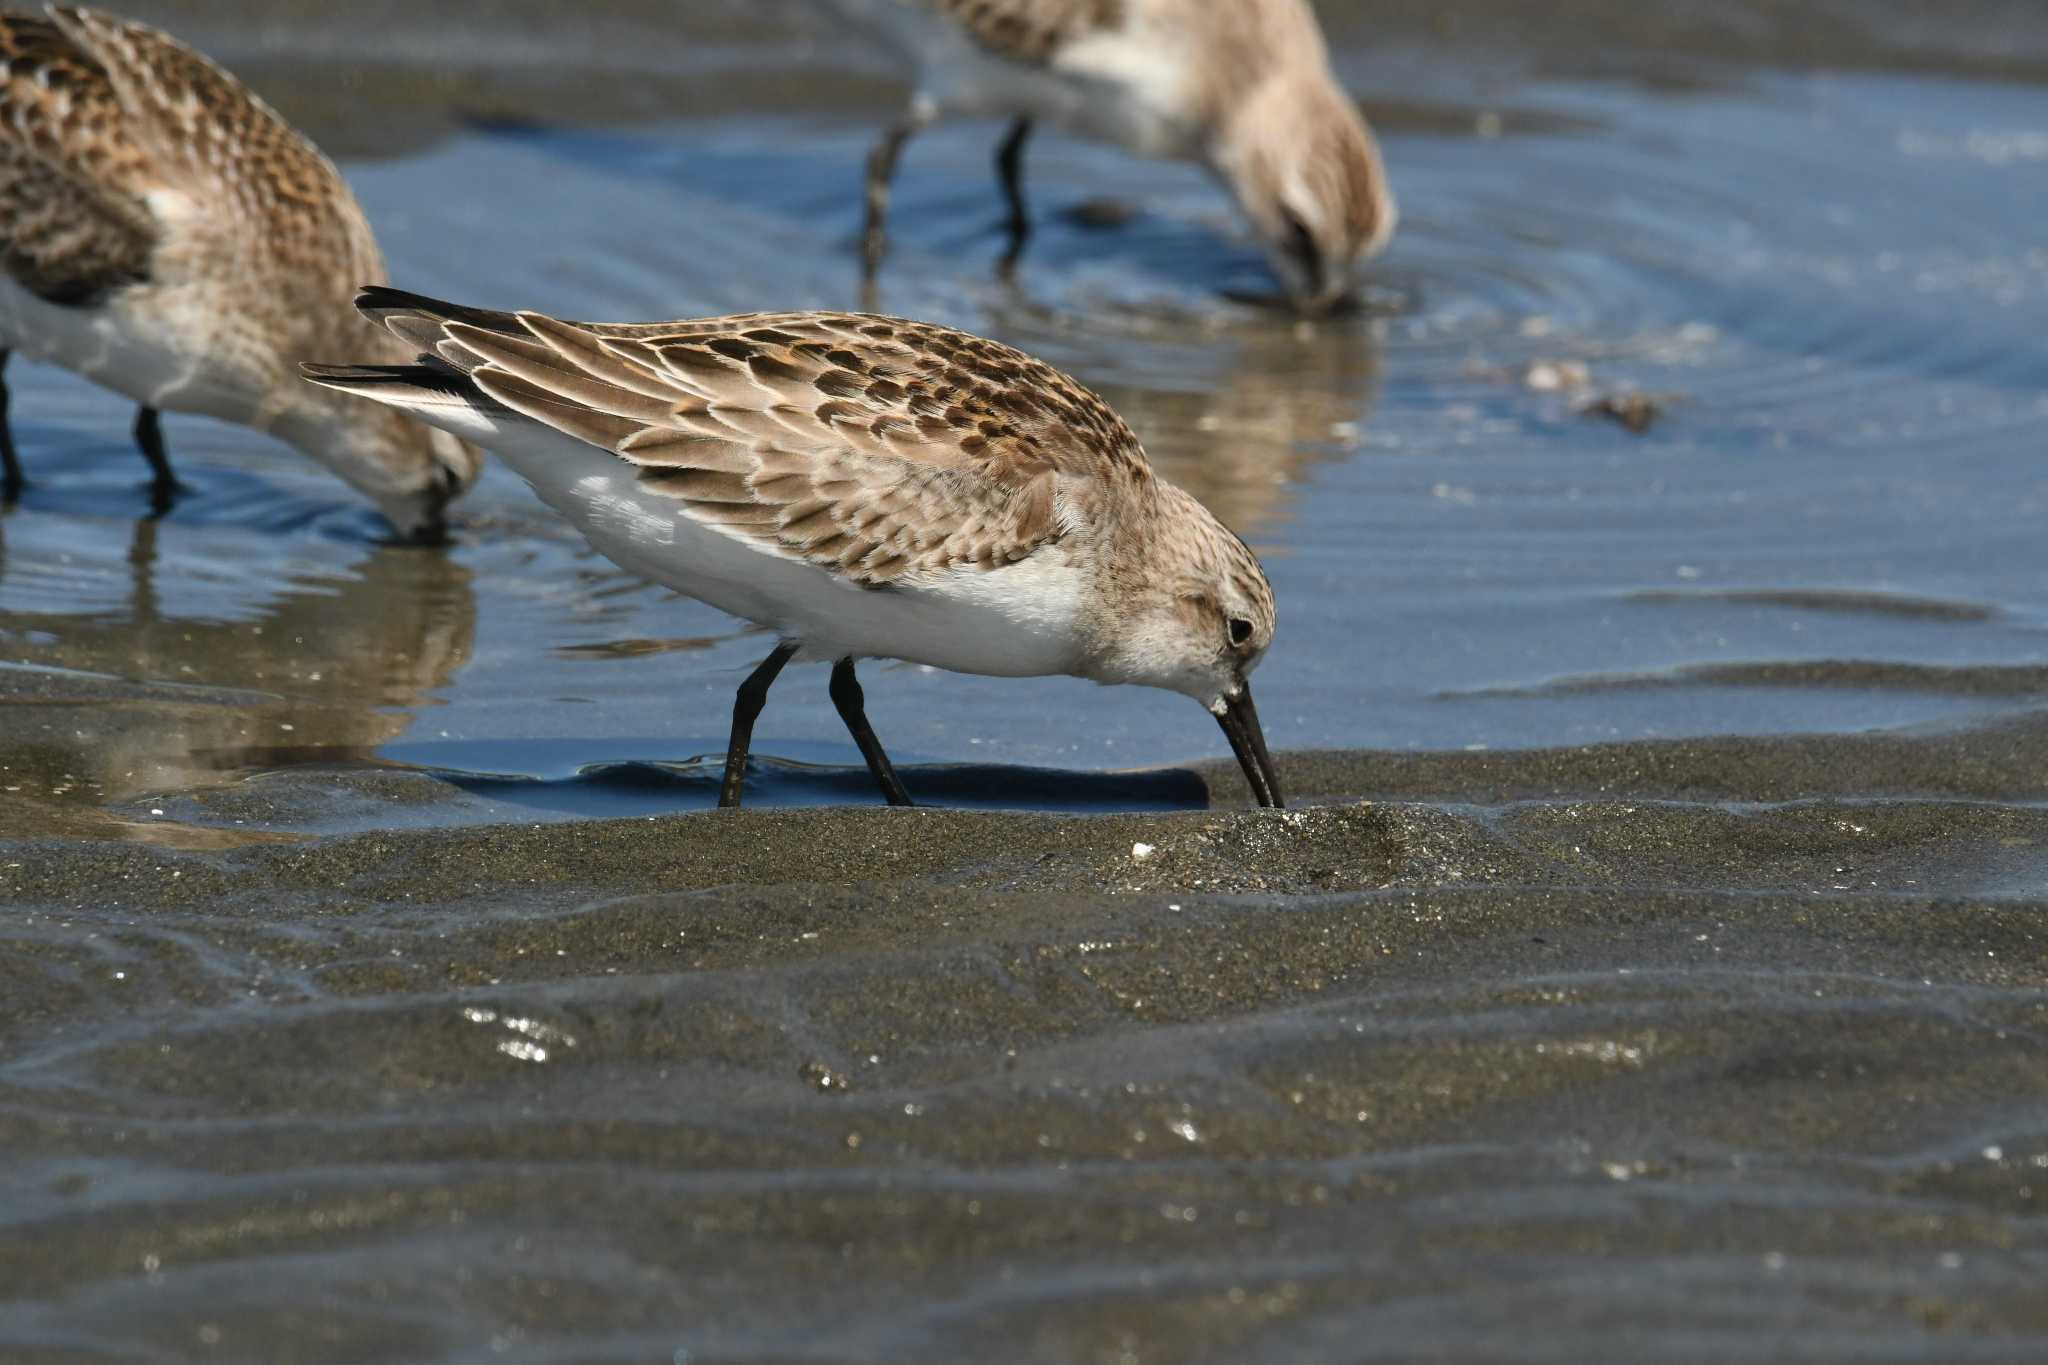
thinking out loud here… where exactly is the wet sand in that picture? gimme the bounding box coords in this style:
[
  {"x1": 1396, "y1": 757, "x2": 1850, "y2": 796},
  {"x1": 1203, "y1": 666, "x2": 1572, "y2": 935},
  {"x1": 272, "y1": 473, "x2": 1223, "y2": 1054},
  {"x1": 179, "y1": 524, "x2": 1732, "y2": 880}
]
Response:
[
  {"x1": 4, "y1": 1, "x2": 2048, "y2": 1360},
  {"x1": 5, "y1": 717, "x2": 2048, "y2": 1361}
]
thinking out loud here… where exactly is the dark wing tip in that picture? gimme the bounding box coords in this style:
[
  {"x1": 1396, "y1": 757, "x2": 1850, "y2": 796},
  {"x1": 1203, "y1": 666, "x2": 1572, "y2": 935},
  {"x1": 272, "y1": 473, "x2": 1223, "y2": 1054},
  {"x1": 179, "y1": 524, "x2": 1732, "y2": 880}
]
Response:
[
  {"x1": 354, "y1": 284, "x2": 529, "y2": 338},
  {"x1": 354, "y1": 283, "x2": 453, "y2": 318},
  {"x1": 299, "y1": 359, "x2": 478, "y2": 400},
  {"x1": 300, "y1": 360, "x2": 414, "y2": 384}
]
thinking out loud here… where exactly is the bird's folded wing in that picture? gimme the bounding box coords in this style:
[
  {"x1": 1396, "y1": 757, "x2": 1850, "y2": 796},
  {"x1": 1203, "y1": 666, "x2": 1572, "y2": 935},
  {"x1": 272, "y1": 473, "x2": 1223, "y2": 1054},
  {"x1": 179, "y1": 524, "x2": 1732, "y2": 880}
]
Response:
[
  {"x1": 416, "y1": 308, "x2": 1151, "y2": 585},
  {"x1": 46, "y1": 8, "x2": 361, "y2": 256},
  {"x1": 0, "y1": 13, "x2": 157, "y2": 303}
]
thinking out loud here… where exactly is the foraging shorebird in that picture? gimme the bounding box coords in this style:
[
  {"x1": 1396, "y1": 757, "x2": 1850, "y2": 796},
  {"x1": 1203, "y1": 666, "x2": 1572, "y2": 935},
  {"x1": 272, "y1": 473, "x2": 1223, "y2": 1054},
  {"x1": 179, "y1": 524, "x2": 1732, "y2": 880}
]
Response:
[
  {"x1": 0, "y1": 7, "x2": 480, "y2": 536},
  {"x1": 819, "y1": 0, "x2": 1396, "y2": 310},
  {"x1": 303, "y1": 287, "x2": 1286, "y2": 808}
]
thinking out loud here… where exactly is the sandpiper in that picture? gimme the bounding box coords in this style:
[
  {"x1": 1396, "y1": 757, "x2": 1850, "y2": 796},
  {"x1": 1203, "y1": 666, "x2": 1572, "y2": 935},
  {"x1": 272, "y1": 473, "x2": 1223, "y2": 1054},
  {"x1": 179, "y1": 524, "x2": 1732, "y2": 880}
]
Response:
[
  {"x1": 817, "y1": 0, "x2": 1396, "y2": 310},
  {"x1": 303, "y1": 287, "x2": 1286, "y2": 808},
  {"x1": 0, "y1": 7, "x2": 480, "y2": 537}
]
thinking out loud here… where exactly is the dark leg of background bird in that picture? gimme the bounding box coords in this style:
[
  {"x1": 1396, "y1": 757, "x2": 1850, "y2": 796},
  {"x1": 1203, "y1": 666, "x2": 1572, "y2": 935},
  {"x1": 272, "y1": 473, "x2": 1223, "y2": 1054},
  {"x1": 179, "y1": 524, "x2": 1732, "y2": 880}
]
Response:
[
  {"x1": 719, "y1": 641, "x2": 798, "y2": 808},
  {"x1": 995, "y1": 116, "x2": 1034, "y2": 278},
  {"x1": 0, "y1": 350, "x2": 21, "y2": 501},
  {"x1": 133, "y1": 406, "x2": 181, "y2": 512},
  {"x1": 829, "y1": 657, "x2": 913, "y2": 807},
  {"x1": 863, "y1": 108, "x2": 930, "y2": 285}
]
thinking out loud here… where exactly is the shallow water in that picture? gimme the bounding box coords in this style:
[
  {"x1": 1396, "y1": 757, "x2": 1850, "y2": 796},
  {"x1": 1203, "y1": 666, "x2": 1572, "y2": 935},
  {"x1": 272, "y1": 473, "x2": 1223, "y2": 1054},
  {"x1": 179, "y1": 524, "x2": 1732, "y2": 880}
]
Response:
[{"x1": 3, "y1": 2, "x2": 2047, "y2": 1360}]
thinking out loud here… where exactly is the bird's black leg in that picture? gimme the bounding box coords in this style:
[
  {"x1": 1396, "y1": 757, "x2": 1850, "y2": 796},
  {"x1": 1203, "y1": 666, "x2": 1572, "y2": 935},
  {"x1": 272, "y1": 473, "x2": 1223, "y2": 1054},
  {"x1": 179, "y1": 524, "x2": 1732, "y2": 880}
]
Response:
[
  {"x1": 720, "y1": 641, "x2": 799, "y2": 808},
  {"x1": 0, "y1": 350, "x2": 21, "y2": 501},
  {"x1": 995, "y1": 116, "x2": 1034, "y2": 278},
  {"x1": 863, "y1": 107, "x2": 930, "y2": 283},
  {"x1": 829, "y1": 657, "x2": 912, "y2": 807},
  {"x1": 133, "y1": 406, "x2": 182, "y2": 512}
]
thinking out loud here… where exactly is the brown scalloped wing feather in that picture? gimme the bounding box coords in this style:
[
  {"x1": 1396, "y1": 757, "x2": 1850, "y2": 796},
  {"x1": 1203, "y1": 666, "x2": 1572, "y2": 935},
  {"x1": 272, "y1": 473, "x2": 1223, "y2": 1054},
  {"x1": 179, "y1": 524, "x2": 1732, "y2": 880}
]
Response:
[
  {"x1": 40, "y1": 7, "x2": 389, "y2": 327},
  {"x1": 0, "y1": 13, "x2": 156, "y2": 303},
  {"x1": 455, "y1": 311, "x2": 1152, "y2": 585},
  {"x1": 50, "y1": 9, "x2": 337, "y2": 225}
]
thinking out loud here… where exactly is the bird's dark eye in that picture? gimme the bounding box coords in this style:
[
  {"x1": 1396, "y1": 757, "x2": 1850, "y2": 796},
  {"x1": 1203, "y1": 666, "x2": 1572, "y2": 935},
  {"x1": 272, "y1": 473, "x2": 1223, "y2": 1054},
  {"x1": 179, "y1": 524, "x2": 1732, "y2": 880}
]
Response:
[{"x1": 1228, "y1": 617, "x2": 1254, "y2": 647}]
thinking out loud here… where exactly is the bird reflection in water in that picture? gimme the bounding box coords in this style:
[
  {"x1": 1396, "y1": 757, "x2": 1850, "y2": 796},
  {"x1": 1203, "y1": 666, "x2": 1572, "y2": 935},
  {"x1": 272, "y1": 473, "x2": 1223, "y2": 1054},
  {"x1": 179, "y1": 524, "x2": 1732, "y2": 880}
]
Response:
[
  {"x1": 982, "y1": 304, "x2": 1385, "y2": 534},
  {"x1": 0, "y1": 512, "x2": 476, "y2": 837}
]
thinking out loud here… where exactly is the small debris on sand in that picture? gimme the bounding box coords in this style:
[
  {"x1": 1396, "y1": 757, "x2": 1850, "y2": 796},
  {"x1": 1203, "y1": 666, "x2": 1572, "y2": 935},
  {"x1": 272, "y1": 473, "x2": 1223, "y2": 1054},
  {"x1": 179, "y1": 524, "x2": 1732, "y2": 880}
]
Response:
[
  {"x1": 1063, "y1": 197, "x2": 1139, "y2": 230},
  {"x1": 1581, "y1": 392, "x2": 1666, "y2": 434},
  {"x1": 1524, "y1": 360, "x2": 1592, "y2": 392}
]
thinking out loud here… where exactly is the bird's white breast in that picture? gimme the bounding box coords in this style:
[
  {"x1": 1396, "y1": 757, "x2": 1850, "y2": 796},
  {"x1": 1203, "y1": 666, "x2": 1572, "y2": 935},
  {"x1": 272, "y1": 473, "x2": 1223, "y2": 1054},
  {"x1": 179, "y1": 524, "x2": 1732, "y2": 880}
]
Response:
[
  {"x1": 1048, "y1": 25, "x2": 1199, "y2": 156},
  {"x1": 822, "y1": 0, "x2": 1201, "y2": 158},
  {"x1": 0, "y1": 272, "x2": 268, "y2": 426}
]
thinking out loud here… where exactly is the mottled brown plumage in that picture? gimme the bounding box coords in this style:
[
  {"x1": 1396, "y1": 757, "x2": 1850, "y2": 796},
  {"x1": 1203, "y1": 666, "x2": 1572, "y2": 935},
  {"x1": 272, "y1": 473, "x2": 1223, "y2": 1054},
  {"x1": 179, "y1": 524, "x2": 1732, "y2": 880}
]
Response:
[
  {"x1": 426, "y1": 309, "x2": 1160, "y2": 587},
  {"x1": 0, "y1": 13, "x2": 155, "y2": 303},
  {"x1": 304, "y1": 292, "x2": 1287, "y2": 808},
  {"x1": 821, "y1": 0, "x2": 1396, "y2": 308},
  {"x1": 1, "y1": 8, "x2": 388, "y2": 373},
  {"x1": 0, "y1": 8, "x2": 479, "y2": 533}
]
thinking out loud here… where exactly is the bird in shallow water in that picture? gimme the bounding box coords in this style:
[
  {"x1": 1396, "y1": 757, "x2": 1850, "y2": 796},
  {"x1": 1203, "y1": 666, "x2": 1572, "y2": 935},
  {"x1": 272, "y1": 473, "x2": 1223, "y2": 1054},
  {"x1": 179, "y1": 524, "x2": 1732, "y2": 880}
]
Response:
[
  {"x1": 813, "y1": 0, "x2": 1396, "y2": 310},
  {"x1": 304, "y1": 287, "x2": 1286, "y2": 809},
  {"x1": 0, "y1": 6, "x2": 479, "y2": 536}
]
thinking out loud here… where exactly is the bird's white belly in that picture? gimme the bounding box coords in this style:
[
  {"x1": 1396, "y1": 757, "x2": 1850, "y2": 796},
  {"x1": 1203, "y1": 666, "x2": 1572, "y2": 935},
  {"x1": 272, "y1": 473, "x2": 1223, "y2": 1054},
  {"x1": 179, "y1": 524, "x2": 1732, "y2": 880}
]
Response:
[
  {"x1": 1044, "y1": 28, "x2": 1200, "y2": 156},
  {"x1": 0, "y1": 275, "x2": 262, "y2": 425},
  {"x1": 821, "y1": 0, "x2": 1199, "y2": 158},
  {"x1": 485, "y1": 416, "x2": 1087, "y2": 678}
]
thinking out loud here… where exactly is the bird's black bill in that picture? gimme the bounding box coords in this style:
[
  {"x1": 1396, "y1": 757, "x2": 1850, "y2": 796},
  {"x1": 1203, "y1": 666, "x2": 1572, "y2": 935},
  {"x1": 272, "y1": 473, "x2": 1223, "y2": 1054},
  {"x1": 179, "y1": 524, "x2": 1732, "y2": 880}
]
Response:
[{"x1": 1215, "y1": 685, "x2": 1285, "y2": 809}]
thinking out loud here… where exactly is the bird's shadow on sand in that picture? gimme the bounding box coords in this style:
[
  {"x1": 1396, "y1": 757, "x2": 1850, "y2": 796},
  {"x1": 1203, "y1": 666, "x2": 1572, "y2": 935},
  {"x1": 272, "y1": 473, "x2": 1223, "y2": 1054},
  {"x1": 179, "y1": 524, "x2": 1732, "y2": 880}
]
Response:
[{"x1": 436, "y1": 756, "x2": 1216, "y2": 816}]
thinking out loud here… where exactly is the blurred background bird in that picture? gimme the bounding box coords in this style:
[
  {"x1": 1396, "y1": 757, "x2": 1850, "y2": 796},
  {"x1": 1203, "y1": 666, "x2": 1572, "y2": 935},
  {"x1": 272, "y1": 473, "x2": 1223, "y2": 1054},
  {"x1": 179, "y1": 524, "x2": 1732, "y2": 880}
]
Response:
[
  {"x1": 815, "y1": 0, "x2": 1396, "y2": 311},
  {"x1": 0, "y1": 6, "x2": 480, "y2": 537}
]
